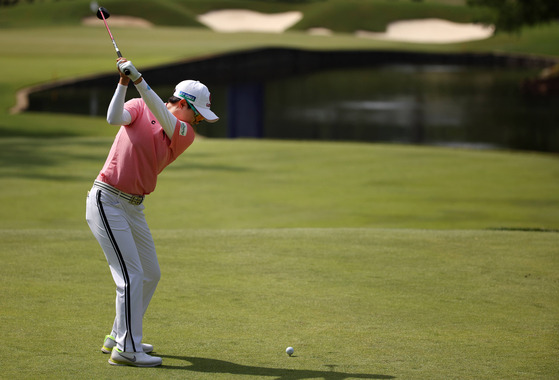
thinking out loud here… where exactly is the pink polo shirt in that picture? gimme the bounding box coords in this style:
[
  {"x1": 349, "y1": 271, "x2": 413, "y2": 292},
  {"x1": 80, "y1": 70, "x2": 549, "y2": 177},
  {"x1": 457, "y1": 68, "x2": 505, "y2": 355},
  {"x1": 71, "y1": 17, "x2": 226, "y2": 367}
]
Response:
[{"x1": 96, "y1": 98, "x2": 195, "y2": 195}]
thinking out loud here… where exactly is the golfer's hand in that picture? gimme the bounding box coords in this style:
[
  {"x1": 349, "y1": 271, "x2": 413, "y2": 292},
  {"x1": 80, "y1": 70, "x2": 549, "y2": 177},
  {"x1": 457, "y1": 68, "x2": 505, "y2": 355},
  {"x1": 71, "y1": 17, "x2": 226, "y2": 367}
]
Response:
[
  {"x1": 116, "y1": 58, "x2": 130, "y2": 84},
  {"x1": 117, "y1": 58, "x2": 142, "y2": 82}
]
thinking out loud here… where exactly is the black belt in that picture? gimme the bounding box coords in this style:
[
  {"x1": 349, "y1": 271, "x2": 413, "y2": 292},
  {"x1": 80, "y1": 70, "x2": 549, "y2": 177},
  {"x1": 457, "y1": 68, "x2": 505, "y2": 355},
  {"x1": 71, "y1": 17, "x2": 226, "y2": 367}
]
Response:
[{"x1": 94, "y1": 180, "x2": 145, "y2": 205}]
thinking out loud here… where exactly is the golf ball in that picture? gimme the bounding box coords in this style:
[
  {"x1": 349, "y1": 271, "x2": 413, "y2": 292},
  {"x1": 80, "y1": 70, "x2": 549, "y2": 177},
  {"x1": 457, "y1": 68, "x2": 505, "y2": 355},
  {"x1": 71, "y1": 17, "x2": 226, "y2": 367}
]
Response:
[{"x1": 286, "y1": 346, "x2": 294, "y2": 356}]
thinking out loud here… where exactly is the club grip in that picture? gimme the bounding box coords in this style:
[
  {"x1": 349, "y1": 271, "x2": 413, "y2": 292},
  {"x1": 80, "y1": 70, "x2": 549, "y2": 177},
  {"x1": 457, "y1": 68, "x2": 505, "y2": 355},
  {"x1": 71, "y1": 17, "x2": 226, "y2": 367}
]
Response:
[{"x1": 116, "y1": 52, "x2": 131, "y2": 75}]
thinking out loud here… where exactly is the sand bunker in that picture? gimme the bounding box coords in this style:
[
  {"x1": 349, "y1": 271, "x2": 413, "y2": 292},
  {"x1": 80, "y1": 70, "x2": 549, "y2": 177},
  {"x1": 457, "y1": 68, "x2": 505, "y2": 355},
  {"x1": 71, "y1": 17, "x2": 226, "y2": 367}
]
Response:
[
  {"x1": 82, "y1": 10, "x2": 493, "y2": 43},
  {"x1": 197, "y1": 9, "x2": 303, "y2": 33},
  {"x1": 82, "y1": 15, "x2": 153, "y2": 28},
  {"x1": 198, "y1": 10, "x2": 493, "y2": 43},
  {"x1": 356, "y1": 18, "x2": 494, "y2": 44}
]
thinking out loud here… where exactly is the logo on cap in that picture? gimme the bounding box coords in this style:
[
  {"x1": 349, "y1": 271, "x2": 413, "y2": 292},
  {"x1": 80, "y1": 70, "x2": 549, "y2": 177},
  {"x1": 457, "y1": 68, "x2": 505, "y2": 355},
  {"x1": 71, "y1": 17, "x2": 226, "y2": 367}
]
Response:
[{"x1": 178, "y1": 91, "x2": 196, "y2": 102}]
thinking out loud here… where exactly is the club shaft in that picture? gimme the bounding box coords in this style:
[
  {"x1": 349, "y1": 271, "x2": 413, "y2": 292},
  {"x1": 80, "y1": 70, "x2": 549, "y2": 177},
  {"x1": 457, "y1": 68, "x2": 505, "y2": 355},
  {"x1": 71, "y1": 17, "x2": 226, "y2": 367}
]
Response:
[
  {"x1": 99, "y1": 11, "x2": 115, "y2": 42},
  {"x1": 99, "y1": 9, "x2": 129, "y2": 74},
  {"x1": 112, "y1": 40, "x2": 123, "y2": 57}
]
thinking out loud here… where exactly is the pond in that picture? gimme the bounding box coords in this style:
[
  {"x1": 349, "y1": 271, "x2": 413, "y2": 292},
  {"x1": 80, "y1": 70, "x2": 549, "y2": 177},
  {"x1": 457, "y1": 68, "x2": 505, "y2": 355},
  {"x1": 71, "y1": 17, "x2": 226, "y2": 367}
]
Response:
[{"x1": 27, "y1": 49, "x2": 559, "y2": 152}]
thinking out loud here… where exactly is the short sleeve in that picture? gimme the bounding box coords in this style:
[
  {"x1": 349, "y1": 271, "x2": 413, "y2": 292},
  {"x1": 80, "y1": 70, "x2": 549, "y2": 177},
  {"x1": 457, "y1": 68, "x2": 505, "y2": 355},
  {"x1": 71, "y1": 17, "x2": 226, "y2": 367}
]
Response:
[
  {"x1": 169, "y1": 120, "x2": 196, "y2": 158},
  {"x1": 123, "y1": 98, "x2": 144, "y2": 125}
]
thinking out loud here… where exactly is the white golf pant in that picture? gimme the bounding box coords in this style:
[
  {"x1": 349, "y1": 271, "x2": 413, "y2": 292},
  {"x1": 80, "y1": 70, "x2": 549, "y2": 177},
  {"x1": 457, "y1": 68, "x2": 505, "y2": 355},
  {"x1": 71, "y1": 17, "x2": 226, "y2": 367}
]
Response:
[{"x1": 86, "y1": 184, "x2": 160, "y2": 353}]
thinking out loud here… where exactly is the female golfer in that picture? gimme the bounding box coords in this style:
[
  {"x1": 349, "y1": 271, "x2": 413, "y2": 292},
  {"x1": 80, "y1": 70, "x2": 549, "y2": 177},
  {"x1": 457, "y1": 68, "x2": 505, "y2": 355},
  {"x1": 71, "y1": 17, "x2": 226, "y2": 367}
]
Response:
[{"x1": 86, "y1": 58, "x2": 218, "y2": 367}]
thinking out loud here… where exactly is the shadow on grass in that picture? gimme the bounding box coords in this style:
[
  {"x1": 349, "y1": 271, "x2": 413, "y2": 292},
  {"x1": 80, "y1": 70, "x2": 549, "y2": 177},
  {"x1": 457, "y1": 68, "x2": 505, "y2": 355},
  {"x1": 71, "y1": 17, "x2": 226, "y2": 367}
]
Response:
[
  {"x1": 0, "y1": 138, "x2": 108, "y2": 180},
  {"x1": 158, "y1": 355, "x2": 395, "y2": 379},
  {"x1": 0, "y1": 137, "x2": 251, "y2": 180}
]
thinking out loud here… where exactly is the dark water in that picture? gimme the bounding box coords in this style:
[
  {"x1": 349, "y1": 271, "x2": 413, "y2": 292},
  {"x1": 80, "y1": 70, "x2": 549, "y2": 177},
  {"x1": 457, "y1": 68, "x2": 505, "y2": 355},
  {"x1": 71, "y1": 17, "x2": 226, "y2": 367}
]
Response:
[
  {"x1": 28, "y1": 64, "x2": 559, "y2": 152},
  {"x1": 262, "y1": 65, "x2": 559, "y2": 151}
]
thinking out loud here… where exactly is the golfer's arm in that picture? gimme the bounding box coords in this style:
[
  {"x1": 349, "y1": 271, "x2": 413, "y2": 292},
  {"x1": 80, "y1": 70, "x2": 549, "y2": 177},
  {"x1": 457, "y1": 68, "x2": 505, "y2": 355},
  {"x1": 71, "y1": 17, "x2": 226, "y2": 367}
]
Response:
[
  {"x1": 107, "y1": 83, "x2": 132, "y2": 125},
  {"x1": 134, "y1": 79, "x2": 177, "y2": 138}
]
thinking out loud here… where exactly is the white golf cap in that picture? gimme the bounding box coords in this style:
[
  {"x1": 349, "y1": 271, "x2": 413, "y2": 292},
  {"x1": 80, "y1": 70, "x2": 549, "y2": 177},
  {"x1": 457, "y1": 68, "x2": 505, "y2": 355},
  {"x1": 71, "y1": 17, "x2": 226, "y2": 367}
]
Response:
[{"x1": 173, "y1": 80, "x2": 219, "y2": 123}]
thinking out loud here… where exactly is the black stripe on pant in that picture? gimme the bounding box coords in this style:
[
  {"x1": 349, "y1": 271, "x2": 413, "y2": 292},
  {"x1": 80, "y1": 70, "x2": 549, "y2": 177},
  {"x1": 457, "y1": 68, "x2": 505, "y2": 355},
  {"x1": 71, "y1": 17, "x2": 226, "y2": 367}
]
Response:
[{"x1": 96, "y1": 190, "x2": 137, "y2": 353}]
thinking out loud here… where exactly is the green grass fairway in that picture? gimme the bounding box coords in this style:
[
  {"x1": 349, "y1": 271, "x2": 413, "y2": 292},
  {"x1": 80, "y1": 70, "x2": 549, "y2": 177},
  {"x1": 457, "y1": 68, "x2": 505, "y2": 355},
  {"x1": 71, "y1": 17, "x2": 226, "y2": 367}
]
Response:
[
  {"x1": 1, "y1": 228, "x2": 557, "y2": 379},
  {"x1": 1, "y1": 0, "x2": 558, "y2": 378},
  {"x1": 1, "y1": 138, "x2": 558, "y2": 231},
  {"x1": 0, "y1": 138, "x2": 558, "y2": 378}
]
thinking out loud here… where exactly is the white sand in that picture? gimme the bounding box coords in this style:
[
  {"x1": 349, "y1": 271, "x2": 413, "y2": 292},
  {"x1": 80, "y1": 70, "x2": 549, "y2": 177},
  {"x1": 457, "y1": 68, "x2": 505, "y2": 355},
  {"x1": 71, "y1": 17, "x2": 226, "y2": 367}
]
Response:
[
  {"x1": 82, "y1": 15, "x2": 153, "y2": 28},
  {"x1": 307, "y1": 27, "x2": 334, "y2": 36},
  {"x1": 197, "y1": 9, "x2": 303, "y2": 33},
  {"x1": 356, "y1": 18, "x2": 494, "y2": 43},
  {"x1": 198, "y1": 10, "x2": 493, "y2": 43},
  {"x1": 82, "y1": 10, "x2": 494, "y2": 43}
]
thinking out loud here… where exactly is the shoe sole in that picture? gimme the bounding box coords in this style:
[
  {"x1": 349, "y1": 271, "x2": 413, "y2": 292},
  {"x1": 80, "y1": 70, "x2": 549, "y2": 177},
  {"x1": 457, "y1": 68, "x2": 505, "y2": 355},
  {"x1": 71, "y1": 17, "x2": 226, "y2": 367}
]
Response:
[
  {"x1": 101, "y1": 346, "x2": 112, "y2": 354},
  {"x1": 102, "y1": 346, "x2": 154, "y2": 354},
  {"x1": 108, "y1": 358, "x2": 161, "y2": 367}
]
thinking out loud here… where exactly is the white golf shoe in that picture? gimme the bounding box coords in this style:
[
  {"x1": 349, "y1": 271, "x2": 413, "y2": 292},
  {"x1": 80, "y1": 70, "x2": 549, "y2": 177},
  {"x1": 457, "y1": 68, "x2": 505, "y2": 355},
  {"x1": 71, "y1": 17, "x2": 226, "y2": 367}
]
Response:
[
  {"x1": 109, "y1": 348, "x2": 162, "y2": 367},
  {"x1": 101, "y1": 335, "x2": 154, "y2": 354}
]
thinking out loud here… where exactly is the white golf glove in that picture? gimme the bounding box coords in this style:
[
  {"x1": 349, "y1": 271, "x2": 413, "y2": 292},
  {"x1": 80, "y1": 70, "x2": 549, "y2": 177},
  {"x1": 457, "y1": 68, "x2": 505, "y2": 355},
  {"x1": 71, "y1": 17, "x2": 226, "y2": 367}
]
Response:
[{"x1": 118, "y1": 60, "x2": 142, "y2": 82}]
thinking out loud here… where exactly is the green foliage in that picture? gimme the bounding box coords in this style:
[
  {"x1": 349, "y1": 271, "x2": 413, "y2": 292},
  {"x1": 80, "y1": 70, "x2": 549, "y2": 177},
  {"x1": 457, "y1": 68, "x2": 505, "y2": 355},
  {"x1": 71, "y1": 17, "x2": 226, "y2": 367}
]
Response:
[{"x1": 467, "y1": 0, "x2": 559, "y2": 32}]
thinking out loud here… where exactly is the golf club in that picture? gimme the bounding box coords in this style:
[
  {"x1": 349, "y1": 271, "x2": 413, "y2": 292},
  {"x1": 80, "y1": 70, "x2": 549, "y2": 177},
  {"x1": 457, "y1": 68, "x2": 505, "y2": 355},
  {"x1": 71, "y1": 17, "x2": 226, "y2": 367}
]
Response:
[{"x1": 96, "y1": 6, "x2": 130, "y2": 75}]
